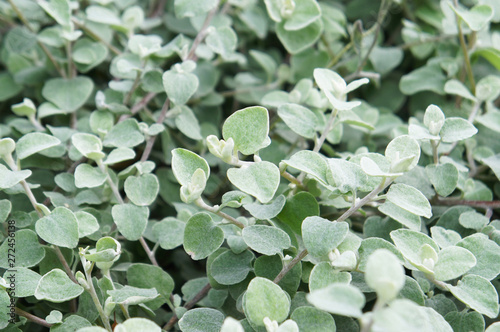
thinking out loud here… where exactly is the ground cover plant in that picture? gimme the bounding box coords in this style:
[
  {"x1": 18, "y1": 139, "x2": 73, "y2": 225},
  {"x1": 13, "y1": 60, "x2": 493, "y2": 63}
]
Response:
[{"x1": 0, "y1": 0, "x2": 500, "y2": 331}]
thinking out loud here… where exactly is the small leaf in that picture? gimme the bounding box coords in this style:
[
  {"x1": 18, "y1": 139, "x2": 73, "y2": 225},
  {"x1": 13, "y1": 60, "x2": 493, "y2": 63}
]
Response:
[
  {"x1": 307, "y1": 283, "x2": 365, "y2": 318},
  {"x1": 3, "y1": 268, "x2": 41, "y2": 298},
  {"x1": 291, "y1": 306, "x2": 336, "y2": 332},
  {"x1": 71, "y1": 133, "x2": 104, "y2": 160},
  {"x1": 127, "y1": 263, "x2": 174, "y2": 305},
  {"x1": 153, "y1": 218, "x2": 186, "y2": 250},
  {"x1": 75, "y1": 211, "x2": 99, "y2": 238},
  {"x1": 426, "y1": 163, "x2": 458, "y2": 197},
  {"x1": 365, "y1": 249, "x2": 405, "y2": 304},
  {"x1": 35, "y1": 207, "x2": 79, "y2": 248},
  {"x1": 0, "y1": 230, "x2": 45, "y2": 268},
  {"x1": 387, "y1": 183, "x2": 432, "y2": 218},
  {"x1": 103, "y1": 118, "x2": 145, "y2": 148},
  {"x1": 391, "y1": 229, "x2": 439, "y2": 270},
  {"x1": 282, "y1": 150, "x2": 329, "y2": 186},
  {"x1": 11, "y1": 98, "x2": 36, "y2": 117},
  {"x1": 206, "y1": 26, "x2": 237, "y2": 59},
  {"x1": 302, "y1": 216, "x2": 349, "y2": 258},
  {"x1": 358, "y1": 238, "x2": 403, "y2": 272},
  {"x1": 0, "y1": 165, "x2": 31, "y2": 189},
  {"x1": 114, "y1": 318, "x2": 161, "y2": 332},
  {"x1": 108, "y1": 286, "x2": 159, "y2": 305},
  {"x1": 433, "y1": 246, "x2": 476, "y2": 281},
  {"x1": 16, "y1": 132, "x2": 61, "y2": 159},
  {"x1": 309, "y1": 262, "x2": 351, "y2": 291},
  {"x1": 184, "y1": 213, "x2": 224, "y2": 260},
  {"x1": 125, "y1": 174, "x2": 160, "y2": 206},
  {"x1": 457, "y1": 233, "x2": 500, "y2": 280},
  {"x1": 174, "y1": 0, "x2": 217, "y2": 18},
  {"x1": 440, "y1": 118, "x2": 478, "y2": 143},
  {"x1": 111, "y1": 204, "x2": 149, "y2": 241},
  {"x1": 210, "y1": 250, "x2": 254, "y2": 285},
  {"x1": 385, "y1": 135, "x2": 421, "y2": 173},
  {"x1": 242, "y1": 223, "x2": 291, "y2": 256},
  {"x1": 222, "y1": 106, "x2": 270, "y2": 155},
  {"x1": 178, "y1": 308, "x2": 224, "y2": 332},
  {"x1": 448, "y1": 275, "x2": 499, "y2": 318},
  {"x1": 430, "y1": 226, "x2": 461, "y2": 249},
  {"x1": 74, "y1": 164, "x2": 107, "y2": 188},
  {"x1": 227, "y1": 161, "x2": 280, "y2": 203},
  {"x1": 35, "y1": 269, "x2": 84, "y2": 303},
  {"x1": 459, "y1": 210, "x2": 489, "y2": 230},
  {"x1": 163, "y1": 63, "x2": 199, "y2": 105},
  {"x1": 42, "y1": 76, "x2": 94, "y2": 112},
  {"x1": 171, "y1": 148, "x2": 210, "y2": 186},
  {"x1": 326, "y1": 158, "x2": 369, "y2": 194},
  {"x1": 244, "y1": 277, "x2": 290, "y2": 326},
  {"x1": 378, "y1": 201, "x2": 421, "y2": 230},
  {"x1": 400, "y1": 64, "x2": 446, "y2": 95},
  {"x1": 278, "y1": 103, "x2": 318, "y2": 139},
  {"x1": 104, "y1": 148, "x2": 136, "y2": 165},
  {"x1": 284, "y1": 0, "x2": 322, "y2": 31},
  {"x1": 276, "y1": 19, "x2": 323, "y2": 54},
  {"x1": 243, "y1": 194, "x2": 286, "y2": 220},
  {"x1": 451, "y1": 4, "x2": 494, "y2": 31},
  {"x1": 444, "y1": 79, "x2": 476, "y2": 101},
  {"x1": 277, "y1": 192, "x2": 320, "y2": 235}
]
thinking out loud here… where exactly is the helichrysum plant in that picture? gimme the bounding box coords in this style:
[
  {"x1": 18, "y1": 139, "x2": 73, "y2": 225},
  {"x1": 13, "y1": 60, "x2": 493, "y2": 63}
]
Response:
[{"x1": 0, "y1": 0, "x2": 500, "y2": 331}]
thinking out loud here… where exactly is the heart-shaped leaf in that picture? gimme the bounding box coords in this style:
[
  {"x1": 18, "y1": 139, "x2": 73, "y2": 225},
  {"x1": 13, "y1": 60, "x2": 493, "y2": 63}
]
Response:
[
  {"x1": 448, "y1": 275, "x2": 499, "y2": 318},
  {"x1": 163, "y1": 63, "x2": 199, "y2": 105},
  {"x1": 42, "y1": 76, "x2": 94, "y2": 112},
  {"x1": 0, "y1": 230, "x2": 45, "y2": 268},
  {"x1": 16, "y1": 132, "x2": 61, "y2": 160},
  {"x1": 223, "y1": 106, "x2": 270, "y2": 156},
  {"x1": 124, "y1": 174, "x2": 160, "y2": 206},
  {"x1": 35, "y1": 207, "x2": 79, "y2": 248},
  {"x1": 227, "y1": 161, "x2": 280, "y2": 203},
  {"x1": 184, "y1": 213, "x2": 224, "y2": 260},
  {"x1": 244, "y1": 277, "x2": 290, "y2": 326},
  {"x1": 35, "y1": 269, "x2": 84, "y2": 303},
  {"x1": 302, "y1": 216, "x2": 349, "y2": 258},
  {"x1": 277, "y1": 103, "x2": 319, "y2": 139},
  {"x1": 307, "y1": 283, "x2": 365, "y2": 318},
  {"x1": 74, "y1": 164, "x2": 107, "y2": 188},
  {"x1": 112, "y1": 204, "x2": 149, "y2": 241},
  {"x1": 242, "y1": 225, "x2": 291, "y2": 256},
  {"x1": 171, "y1": 148, "x2": 210, "y2": 186}
]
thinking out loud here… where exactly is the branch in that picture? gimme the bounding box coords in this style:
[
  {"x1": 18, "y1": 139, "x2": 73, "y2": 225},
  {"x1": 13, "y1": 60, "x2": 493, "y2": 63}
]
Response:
[
  {"x1": 432, "y1": 197, "x2": 500, "y2": 209},
  {"x1": 273, "y1": 249, "x2": 308, "y2": 284},
  {"x1": 184, "y1": 1, "x2": 220, "y2": 61},
  {"x1": 195, "y1": 198, "x2": 245, "y2": 229},
  {"x1": 140, "y1": 98, "x2": 170, "y2": 162},
  {"x1": 163, "y1": 283, "x2": 212, "y2": 331},
  {"x1": 15, "y1": 308, "x2": 53, "y2": 328},
  {"x1": 453, "y1": 0, "x2": 476, "y2": 95}
]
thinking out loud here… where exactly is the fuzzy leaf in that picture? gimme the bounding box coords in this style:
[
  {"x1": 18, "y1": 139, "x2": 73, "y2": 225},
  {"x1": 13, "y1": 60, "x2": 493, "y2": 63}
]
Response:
[
  {"x1": 307, "y1": 283, "x2": 365, "y2": 318},
  {"x1": 244, "y1": 277, "x2": 290, "y2": 326},
  {"x1": 35, "y1": 269, "x2": 84, "y2": 303},
  {"x1": 184, "y1": 213, "x2": 224, "y2": 260},
  {"x1": 16, "y1": 132, "x2": 61, "y2": 159},
  {"x1": 448, "y1": 275, "x2": 499, "y2": 318},
  {"x1": 42, "y1": 77, "x2": 94, "y2": 112},
  {"x1": 125, "y1": 174, "x2": 160, "y2": 206},
  {"x1": 387, "y1": 183, "x2": 432, "y2": 218},
  {"x1": 242, "y1": 225, "x2": 291, "y2": 256},
  {"x1": 35, "y1": 207, "x2": 79, "y2": 248},
  {"x1": 302, "y1": 216, "x2": 349, "y2": 258},
  {"x1": 227, "y1": 161, "x2": 280, "y2": 203},
  {"x1": 111, "y1": 204, "x2": 149, "y2": 241}
]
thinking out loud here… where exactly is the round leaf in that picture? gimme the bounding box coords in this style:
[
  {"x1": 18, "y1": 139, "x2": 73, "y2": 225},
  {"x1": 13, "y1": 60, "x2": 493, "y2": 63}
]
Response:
[
  {"x1": 35, "y1": 269, "x2": 84, "y2": 303},
  {"x1": 386, "y1": 183, "x2": 432, "y2": 218},
  {"x1": 16, "y1": 132, "x2": 61, "y2": 160},
  {"x1": 0, "y1": 229, "x2": 45, "y2": 268},
  {"x1": 433, "y1": 246, "x2": 476, "y2": 281},
  {"x1": 210, "y1": 250, "x2": 254, "y2": 285},
  {"x1": 42, "y1": 76, "x2": 94, "y2": 112},
  {"x1": 184, "y1": 213, "x2": 224, "y2": 260},
  {"x1": 171, "y1": 148, "x2": 210, "y2": 186},
  {"x1": 227, "y1": 161, "x2": 280, "y2": 203},
  {"x1": 307, "y1": 283, "x2": 365, "y2": 318},
  {"x1": 242, "y1": 225, "x2": 291, "y2": 256},
  {"x1": 178, "y1": 308, "x2": 224, "y2": 332},
  {"x1": 448, "y1": 275, "x2": 499, "y2": 318},
  {"x1": 244, "y1": 277, "x2": 290, "y2": 326},
  {"x1": 74, "y1": 164, "x2": 107, "y2": 188},
  {"x1": 35, "y1": 207, "x2": 79, "y2": 248},
  {"x1": 112, "y1": 204, "x2": 149, "y2": 241},
  {"x1": 124, "y1": 174, "x2": 160, "y2": 206},
  {"x1": 302, "y1": 216, "x2": 349, "y2": 258},
  {"x1": 365, "y1": 249, "x2": 405, "y2": 304},
  {"x1": 222, "y1": 106, "x2": 270, "y2": 156},
  {"x1": 278, "y1": 103, "x2": 319, "y2": 139},
  {"x1": 163, "y1": 65, "x2": 199, "y2": 105}
]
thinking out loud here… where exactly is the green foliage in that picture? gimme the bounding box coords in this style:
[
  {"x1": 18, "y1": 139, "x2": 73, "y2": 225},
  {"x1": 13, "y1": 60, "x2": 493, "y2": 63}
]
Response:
[{"x1": 0, "y1": 0, "x2": 499, "y2": 331}]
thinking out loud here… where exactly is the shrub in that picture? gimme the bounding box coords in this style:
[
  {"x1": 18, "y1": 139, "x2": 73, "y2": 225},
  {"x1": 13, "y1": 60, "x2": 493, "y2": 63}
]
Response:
[{"x1": 0, "y1": 0, "x2": 500, "y2": 331}]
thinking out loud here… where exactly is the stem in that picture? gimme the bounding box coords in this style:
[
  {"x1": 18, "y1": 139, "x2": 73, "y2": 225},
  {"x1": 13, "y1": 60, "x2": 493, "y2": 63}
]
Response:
[
  {"x1": 96, "y1": 160, "x2": 159, "y2": 266},
  {"x1": 139, "y1": 237, "x2": 159, "y2": 266},
  {"x1": 72, "y1": 18, "x2": 122, "y2": 55},
  {"x1": 123, "y1": 71, "x2": 142, "y2": 106},
  {"x1": 83, "y1": 262, "x2": 113, "y2": 332},
  {"x1": 273, "y1": 249, "x2": 308, "y2": 284},
  {"x1": 119, "y1": 92, "x2": 157, "y2": 123},
  {"x1": 280, "y1": 171, "x2": 305, "y2": 189},
  {"x1": 163, "y1": 283, "x2": 212, "y2": 331},
  {"x1": 28, "y1": 115, "x2": 45, "y2": 131},
  {"x1": 337, "y1": 178, "x2": 391, "y2": 223},
  {"x1": 53, "y1": 245, "x2": 79, "y2": 284},
  {"x1": 432, "y1": 197, "x2": 500, "y2": 209},
  {"x1": 195, "y1": 198, "x2": 245, "y2": 229},
  {"x1": 430, "y1": 140, "x2": 440, "y2": 164},
  {"x1": 185, "y1": 1, "x2": 220, "y2": 61},
  {"x1": 7, "y1": 0, "x2": 67, "y2": 78},
  {"x1": 15, "y1": 308, "x2": 53, "y2": 328},
  {"x1": 140, "y1": 99, "x2": 170, "y2": 162},
  {"x1": 453, "y1": 0, "x2": 476, "y2": 95},
  {"x1": 66, "y1": 41, "x2": 75, "y2": 79}
]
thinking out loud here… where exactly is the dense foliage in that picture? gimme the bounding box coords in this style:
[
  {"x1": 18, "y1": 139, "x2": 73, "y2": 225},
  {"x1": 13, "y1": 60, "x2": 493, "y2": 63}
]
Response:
[{"x1": 1, "y1": 0, "x2": 500, "y2": 331}]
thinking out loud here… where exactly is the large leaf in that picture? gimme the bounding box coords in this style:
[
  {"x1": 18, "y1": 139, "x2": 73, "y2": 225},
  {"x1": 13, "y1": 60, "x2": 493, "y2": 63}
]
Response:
[
  {"x1": 35, "y1": 207, "x2": 79, "y2": 248},
  {"x1": 302, "y1": 216, "x2": 349, "y2": 258},
  {"x1": 448, "y1": 275, "x2": 499, "y2": 318},
  {"x1": 184, "y1": 213, "x2": 224, "y2": 260},
  {"x1": 244, "y1": 277, "x2": 290, "y2": 326},
  {"x1": 111, "y1": 204, "x2": 149, "y2": 241},
  {"x1": 307, "y1": 283, "x2": 365, "y2": 318},
  {"x1": 35, "y1": 269, "x2": 84, "y2": 303},
  {"x1": 242, "y1": 225, "x2": 291, "y2": 256},
  {"x1": 16, "y1": 132, "x2": 61, "y2": 159}
]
